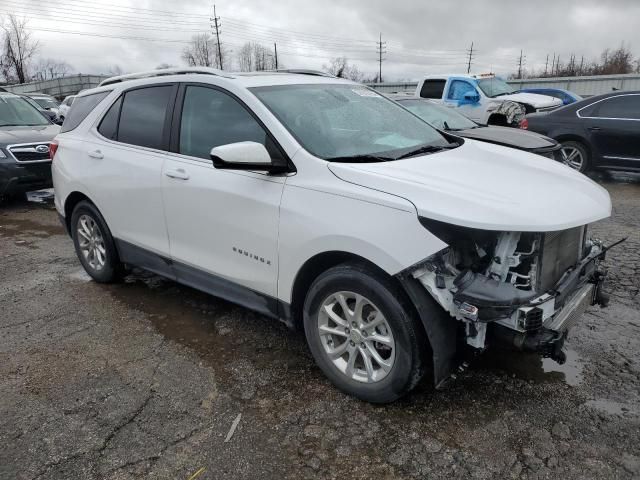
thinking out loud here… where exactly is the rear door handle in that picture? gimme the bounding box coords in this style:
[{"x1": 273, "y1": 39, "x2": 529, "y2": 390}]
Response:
[
  {"x1": 88, "y1": 149, "x2": 104, "y2": 159},
  {"x1": 165, "y1": 168, "x2": 190, "y2": 180}
]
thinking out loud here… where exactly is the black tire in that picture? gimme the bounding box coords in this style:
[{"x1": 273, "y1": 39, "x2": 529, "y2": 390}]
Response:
[
  {"x1": 70, "y1": 200, "x2": 123, "y2": 283},
  {"x1": 303, "y1": 262, "x2": 428, "y2": 403},
  {"x1": 559, "y1": 140, "x2": 591, "y2": 173}
]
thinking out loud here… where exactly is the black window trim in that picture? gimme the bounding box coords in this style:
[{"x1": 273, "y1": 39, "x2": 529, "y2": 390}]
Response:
[
  {"x1": 576, "y1": 93, "x2": 640, "y2": 121},
  {"x1": 94, "y1": 82, "x2": 179, "y2": 152},
  {"x1": 169, "y1": 82, "x2": 294, "y2": 173}
]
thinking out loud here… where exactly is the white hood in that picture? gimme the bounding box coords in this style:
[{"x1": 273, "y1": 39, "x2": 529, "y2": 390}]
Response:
[
  {"x1": 499, "y1": 92, "x2": 563, "y2": 109},
  {"x1": 328, "y1": 140, "x2": 611, "y2": 232}
]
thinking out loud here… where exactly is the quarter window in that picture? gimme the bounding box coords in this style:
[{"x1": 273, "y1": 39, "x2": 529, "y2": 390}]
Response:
[
  {"x1": 97, "y1": 96, "x2": 122, "y2": 140},
  {"x1": 117, "y1": 86, "x2": 174, "y2": 149},
  {"x1": 179, "y1": 85, "x2": 279, "y2": 160},
  {"x1": 585, "y1": 95, "x2": 640, "y2": 119},
  {"x1": 419, "y1": 79, "x2": 446, "y2": 99},
  {"x1": 60, "y1": 91, "x2": 110, "y2": 133}
]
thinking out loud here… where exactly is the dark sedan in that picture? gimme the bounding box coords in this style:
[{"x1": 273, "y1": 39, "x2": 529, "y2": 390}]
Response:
[
  {"x1": 522, "y1": 91, "x2": 640, "y2": 172},
  {"x1": 392, "y1": 96, "x2": 561, "y2": 159}
]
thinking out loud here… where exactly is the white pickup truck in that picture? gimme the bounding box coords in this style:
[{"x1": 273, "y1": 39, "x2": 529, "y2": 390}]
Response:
[{"x1": 415, "y1": 74, "x2": 563, "y2": 127}]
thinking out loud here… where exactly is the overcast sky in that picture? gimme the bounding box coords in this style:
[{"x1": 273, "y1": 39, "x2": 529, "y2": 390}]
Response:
[{"x1": 9, "y1": 0, "x2": 640, "y2": 81}]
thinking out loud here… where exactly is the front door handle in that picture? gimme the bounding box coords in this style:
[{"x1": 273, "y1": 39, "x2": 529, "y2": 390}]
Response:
[
  {"x1": 88, "y1": 149, "x2": 104, "y2": 159},
  {"x1": 165, "y1": 168, "x2": 190, "y2": 180},
  {"x1": 588, "y1": 126, "x2": 602, "y2": 131}
]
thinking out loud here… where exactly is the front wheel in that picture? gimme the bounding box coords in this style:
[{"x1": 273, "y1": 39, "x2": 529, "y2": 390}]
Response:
[
  {"x1": 559, "y1": 140, "x2": 590, "y2": 172},
  {"x1": 71, "y1": 201, "x2": 123, "y2": 283},
  {"x1": 303, "y1": 262, "x2": 428, "y2": 403}
]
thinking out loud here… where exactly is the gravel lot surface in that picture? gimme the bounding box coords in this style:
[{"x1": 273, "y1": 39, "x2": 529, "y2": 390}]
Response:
[{"x1": 1, "y1": 172, "x2": 639, "y2": 480}]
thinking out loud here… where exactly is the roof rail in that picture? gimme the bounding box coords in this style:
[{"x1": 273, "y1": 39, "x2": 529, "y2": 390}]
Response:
[
  {"x1": 268, "y1": 69, "x2": 336, "y2": 78},
  {"x1": 98, "y1": 67, "x2": 234, "y2": 87}
]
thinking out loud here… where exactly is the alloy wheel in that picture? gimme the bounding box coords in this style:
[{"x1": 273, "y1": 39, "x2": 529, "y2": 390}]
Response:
[
  {"x1": 317, "y1": 291, "x2": 395, "y2": 383},
  {"x1": 559, "y1": 145, "x2": 584, "y2": 170},
  {"x1": 77, "y1": 214, "x2": 107, "y2": 271}
]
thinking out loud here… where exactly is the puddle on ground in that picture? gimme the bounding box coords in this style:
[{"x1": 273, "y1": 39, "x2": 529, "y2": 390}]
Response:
[
  {"x1": 583, "y1": 399, "x2": 632, "y2": 416},
  {"x1": 0, "y1": 217, "x2": 64, "y2": 238},
  {"x1": 101, "y1": 270, "x2": 303, "y2": 380},
  {"x1": 475, "y1": 347, "x2": 584, "y2": 386}
]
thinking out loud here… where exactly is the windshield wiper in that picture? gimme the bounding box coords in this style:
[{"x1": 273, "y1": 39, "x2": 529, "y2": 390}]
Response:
[
  {"x1": 327, "y1": 154, "x2": 394, "y2": 163},
  {"x1": 394, "y1": 143, "x2": 458, "y2": 160}
]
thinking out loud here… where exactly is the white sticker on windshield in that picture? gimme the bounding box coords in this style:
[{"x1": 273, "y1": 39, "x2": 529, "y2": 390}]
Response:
[{"x1": 351, "y1": 88, "x2": 381, "y2": 98}]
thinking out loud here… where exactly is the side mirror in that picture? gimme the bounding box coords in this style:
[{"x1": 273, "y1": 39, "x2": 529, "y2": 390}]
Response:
[
  {"x1": 210, "y1": 141, "x2": 273, "y2": 171},
  {"x1": 463, "y1": 91, "x2": 480, "y2": 103}
]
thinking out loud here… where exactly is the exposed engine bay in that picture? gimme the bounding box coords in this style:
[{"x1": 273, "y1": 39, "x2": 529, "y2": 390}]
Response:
[{"x1": 410, "y1": 218, "x2": 613, "y2": 363}]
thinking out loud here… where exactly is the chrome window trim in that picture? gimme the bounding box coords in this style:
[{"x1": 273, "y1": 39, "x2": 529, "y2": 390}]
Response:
[{"x1": 576, "y1": 93, "x2": 640, "y2": 121}]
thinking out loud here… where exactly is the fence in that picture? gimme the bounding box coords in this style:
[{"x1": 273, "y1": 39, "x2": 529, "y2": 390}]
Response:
[
  {"x1": 2, "y1": 74, "x2": 108, "y2": 98},
  {"x1": 366, "y1": 73, "x2": 640, "y2": 97}
]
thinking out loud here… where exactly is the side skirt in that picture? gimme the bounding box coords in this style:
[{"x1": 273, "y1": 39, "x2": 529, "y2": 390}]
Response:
[{"x1": 114, "y1": 239, "x2": 293, "y2": 326}]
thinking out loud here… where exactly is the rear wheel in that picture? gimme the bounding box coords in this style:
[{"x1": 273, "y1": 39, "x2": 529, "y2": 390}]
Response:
[
  {"x1": 559, "y1": 140, "x2": 590, "y2": 172},
  {"x1": 71, "y1": 201, "x2": 123, "y2": 283},
  {"x1": 303, "y1": 262, "x2": 428, "y2": 403}
]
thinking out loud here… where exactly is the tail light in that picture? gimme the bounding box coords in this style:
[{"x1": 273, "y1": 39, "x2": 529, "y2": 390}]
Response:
[
  {"x1": 49, "y1": 140, "x2": 59, "y2": 161},
  {"x1": 519, "y1": 118, "x2": 529, "y2": 130}
]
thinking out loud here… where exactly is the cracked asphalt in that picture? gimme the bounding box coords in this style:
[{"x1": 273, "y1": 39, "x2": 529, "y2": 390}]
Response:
[{"x1": 1, "y1": 171, "x2": 639, "y2": 480}]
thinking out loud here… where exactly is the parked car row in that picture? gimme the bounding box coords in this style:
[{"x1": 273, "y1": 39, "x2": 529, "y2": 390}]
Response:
[{"x1": 50, "y1": 68, "x2": 614, "y2": 402}]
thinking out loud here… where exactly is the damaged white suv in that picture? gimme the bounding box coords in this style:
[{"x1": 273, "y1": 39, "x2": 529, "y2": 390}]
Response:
[{"x1": 52, "y1": 68, "x2": 613, "y2": 403}]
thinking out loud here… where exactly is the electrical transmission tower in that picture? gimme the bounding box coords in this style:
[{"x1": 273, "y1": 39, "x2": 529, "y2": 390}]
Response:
[
  {"x1": 211, "y1": 4, "x2": 223, "y2": 69},
  {"x1": 376, "y1": 33, "x2": 386, "y2": 82},
  {"x1": 466, "y1": 41, "x2": 474, "y2": 73}
]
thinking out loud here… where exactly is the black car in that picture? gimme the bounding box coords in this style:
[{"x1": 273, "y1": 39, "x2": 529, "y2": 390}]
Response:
[
  {"x1": 522, "y1": 91, "x2": 640, "y2": 172},
  {"x1": 0, "y1": 93, "x2": 60, "y2": 200},
  {"x1": 392, "y1": 96, "x2": 561, "y2": 160}
]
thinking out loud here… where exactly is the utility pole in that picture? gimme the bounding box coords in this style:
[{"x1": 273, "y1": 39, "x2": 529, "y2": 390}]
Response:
[
  {"x1": 544, "y1": 54, "x2": 549, "y2": 76},
  {"x1": 466, "y1": 41, "x2": 474, "y2": 74},
  {"x1": 556, "y1": 55, "x2": 560, "y2": 75},
  {"x1": 517, "y1": 50, "x2": 524, "y2": 79},
  {"x1": 551, "y1": 52, "x2": 556, "y2": 75},
  {"x1": 376, "y1": 33, "x2": 386, "y2": 82},
  {"x1": 211, "y1": 4, "x2": 223, "y2": 70},
  {"x1": 274, "y1": 43, "x2": 278, "y2": 69}
]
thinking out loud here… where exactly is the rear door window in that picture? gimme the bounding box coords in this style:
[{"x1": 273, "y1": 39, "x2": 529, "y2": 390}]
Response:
[
  {"x1": 117, "y1": 86, "x2": 174, "y2": 150},
  {"x1": 60, "y1": 91, "x2": 110, "y2": 132},
  {"x1": 419, "y1": 79, "x2": 446, "y2": 99},
  {"x1": 587, "y1": 95, "x2": 640, "y2": 120}
]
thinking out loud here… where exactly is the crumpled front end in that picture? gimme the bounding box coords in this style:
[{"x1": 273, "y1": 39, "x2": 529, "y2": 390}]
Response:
[{"x1": 410, "y1": 219, "x2": 610, "y2": 366}]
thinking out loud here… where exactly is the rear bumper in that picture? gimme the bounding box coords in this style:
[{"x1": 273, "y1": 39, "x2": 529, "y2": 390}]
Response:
[{"x1": 0, "y1": 161, "x2": 52, "y2": 196}]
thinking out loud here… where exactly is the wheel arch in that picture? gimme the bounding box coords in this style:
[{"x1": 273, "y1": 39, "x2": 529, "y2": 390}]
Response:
[
  {"x1": 63, "y1": 191, "x2": 96, "y2": 234},
  {"x1": 288, "y1": 251, "x2": 416, "y2": 331}
]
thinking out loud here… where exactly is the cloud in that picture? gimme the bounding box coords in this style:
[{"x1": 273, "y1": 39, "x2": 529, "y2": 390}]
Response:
[{"x1": 18, "y1": 0, "x2": 640, "y2": 81}]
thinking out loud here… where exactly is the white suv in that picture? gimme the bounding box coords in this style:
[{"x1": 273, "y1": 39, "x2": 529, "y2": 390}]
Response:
[{"x1": 52, "y1": 68, "x2": 612, "y2": 403}]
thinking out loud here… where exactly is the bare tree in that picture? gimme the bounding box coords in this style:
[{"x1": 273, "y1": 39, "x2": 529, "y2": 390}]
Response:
[
  {"x1": 107, "y1": 64, "x2": 124, "y2": 76},
  {"x1": 1, "y1": 15, "x2": 39, "y2": 83},
  {"x1": 236, "y1": 42, "x2": 276, "y2": 72},
  {"x1": 33, "y1": 58, "x2": 72, "y2": 81},
  {"x1": 322, "y1": 57, "x2": 364, "y2": 81},
  {"x1": 182, "y1": 33, "x2": 227, "y2": 69}
]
